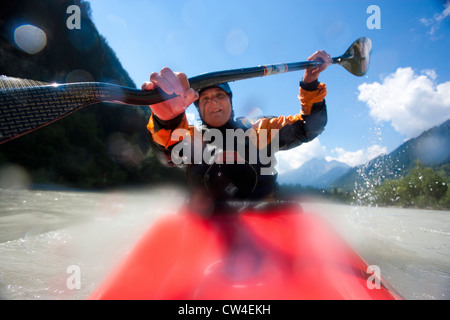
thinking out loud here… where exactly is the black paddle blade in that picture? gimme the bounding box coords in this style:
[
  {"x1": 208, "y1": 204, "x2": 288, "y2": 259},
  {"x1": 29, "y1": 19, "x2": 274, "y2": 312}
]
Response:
[
  {"x1": 332, "y1": 37, "x2": 372, "y2": 77},
  {"x1": 0, "y1": 76, "x2": 173, "y2": 144},
  {"x1": 0, "y1": 76, "x2": 102, "y2": 144}
]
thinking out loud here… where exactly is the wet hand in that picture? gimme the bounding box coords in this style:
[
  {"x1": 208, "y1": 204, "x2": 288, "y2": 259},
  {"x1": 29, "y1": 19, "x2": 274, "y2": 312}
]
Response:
[
  {"x1": 142, "y1": 67, "x2": 199, "y2": 120},
  {"x1": 302, "y1": 50, "x2": 332, "y2": 83}
]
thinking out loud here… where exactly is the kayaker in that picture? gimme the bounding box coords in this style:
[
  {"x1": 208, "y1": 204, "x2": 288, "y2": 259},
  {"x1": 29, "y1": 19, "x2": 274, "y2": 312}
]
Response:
[{"x1": 143, "y1": 50, "x2": 331, "y2": 213}]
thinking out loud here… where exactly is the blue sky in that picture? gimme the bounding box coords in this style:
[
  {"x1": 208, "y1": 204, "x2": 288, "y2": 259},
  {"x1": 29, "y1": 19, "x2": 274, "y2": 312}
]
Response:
[{"x1": 88, "y1": 0, "x2": 450, "y2": 173}]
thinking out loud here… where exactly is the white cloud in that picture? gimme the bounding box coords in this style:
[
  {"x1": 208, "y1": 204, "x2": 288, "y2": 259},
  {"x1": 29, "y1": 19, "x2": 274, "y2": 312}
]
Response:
[
  {"x1": 326, "y1": 145, "x2": 387, "y2": 167},
  {"x1": 275, "y1": 139, "x2": 387, "y2": 173},
  {"x1": 275, "y1": 139, "x2": 327, "y2": 174},
  {"x1": 420, "y1": 0, "x2": 450, "y2": 37},
  {"x1": 358, "y1": 67, "x2": 450, "y2": 139}
]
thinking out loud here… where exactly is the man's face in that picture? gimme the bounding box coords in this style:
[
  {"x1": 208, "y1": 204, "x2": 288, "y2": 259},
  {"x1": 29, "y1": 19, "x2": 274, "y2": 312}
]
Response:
[{"x1": 198, "y1": 87, "x2": 232, "y2": 127}]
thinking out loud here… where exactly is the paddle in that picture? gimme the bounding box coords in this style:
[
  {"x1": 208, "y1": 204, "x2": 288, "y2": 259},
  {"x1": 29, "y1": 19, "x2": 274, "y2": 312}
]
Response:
[{"x1": 0, "y1": 37, "x2": 371, "y2": 144}]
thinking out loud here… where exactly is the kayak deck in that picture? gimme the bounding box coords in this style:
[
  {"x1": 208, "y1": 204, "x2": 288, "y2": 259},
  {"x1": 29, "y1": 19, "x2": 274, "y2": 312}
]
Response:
[{"x1": 89, "y1": 203, "x2": 402, "y2": 300}]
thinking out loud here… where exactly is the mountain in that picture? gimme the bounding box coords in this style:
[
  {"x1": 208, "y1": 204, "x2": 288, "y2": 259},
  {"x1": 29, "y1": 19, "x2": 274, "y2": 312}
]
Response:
[
  {"x1": 0, "y1": 0, "x2": 185, "y2": 189},
  {"x1": 332, "y1": 119, "x2": 450, "y2": 191},
  {"x1": 278, "y1": 157, "x2": 351, "y2": 188}
]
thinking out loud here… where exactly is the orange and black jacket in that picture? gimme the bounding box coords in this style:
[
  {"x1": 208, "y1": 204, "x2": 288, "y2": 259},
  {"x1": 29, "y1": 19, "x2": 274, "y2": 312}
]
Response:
[{"x1": 147, "y1": 80, "x2": 328, "y2": 200}]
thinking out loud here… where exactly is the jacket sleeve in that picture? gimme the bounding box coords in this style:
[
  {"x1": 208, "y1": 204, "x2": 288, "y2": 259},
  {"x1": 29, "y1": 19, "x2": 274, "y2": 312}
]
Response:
[
  {"x1": 251, "y1": 80, "x2": 328, "y2": 150},
  {"x1": 146, "y1": 112, "x2": 191, "y2": 166}
]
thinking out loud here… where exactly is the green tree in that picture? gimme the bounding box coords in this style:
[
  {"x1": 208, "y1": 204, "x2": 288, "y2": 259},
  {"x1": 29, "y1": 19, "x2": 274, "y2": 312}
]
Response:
[{"x1": 374, "y1": 161, "x2": 448, "y2": 209}]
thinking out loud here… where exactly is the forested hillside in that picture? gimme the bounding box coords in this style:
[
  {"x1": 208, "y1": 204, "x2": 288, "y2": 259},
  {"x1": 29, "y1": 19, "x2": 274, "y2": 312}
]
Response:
[
  {"x1": 332, "y1": 119, "x2": 450, "y2": 192},
  {"x1": 0, "y1": 0, "x2": 184, "y2": 189}
]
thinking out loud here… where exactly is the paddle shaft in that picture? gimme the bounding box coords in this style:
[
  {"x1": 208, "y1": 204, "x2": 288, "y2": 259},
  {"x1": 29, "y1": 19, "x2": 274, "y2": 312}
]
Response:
[
  {"x1": 0, "y1": 60, "x2": 328, "y2": 144},
  {"x1": 125, "y1": 59, "x2": 330, "y2": 105},
  {"x1": 1, "y1": 36, "x2": 371, "y2": 144},
  {"x1": 0, "y1": 60, "x2": 325, "y2": 144}
]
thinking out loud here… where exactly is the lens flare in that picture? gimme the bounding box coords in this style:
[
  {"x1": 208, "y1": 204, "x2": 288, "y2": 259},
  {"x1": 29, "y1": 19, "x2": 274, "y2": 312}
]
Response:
[
  {"x1": 225, "y1": 29, "x2": 248, "y2": 56},
  {"x1": 0, "y1": 164, "x2": 31, "y2": 189},
  {"x1": 13, "y1": 24, "x2": 47, "y2": 54}
]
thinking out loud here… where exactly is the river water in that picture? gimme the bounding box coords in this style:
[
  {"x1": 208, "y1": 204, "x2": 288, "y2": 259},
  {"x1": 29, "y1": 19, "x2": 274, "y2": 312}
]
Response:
[{"x1": 0, "y1": 187, "x2": 449, "y2": 300}]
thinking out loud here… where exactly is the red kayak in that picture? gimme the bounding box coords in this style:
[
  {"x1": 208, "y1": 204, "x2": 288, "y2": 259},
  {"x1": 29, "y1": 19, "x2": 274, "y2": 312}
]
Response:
[{"x1": 89, "y1": 203, "x2": 402, "y2": 300}]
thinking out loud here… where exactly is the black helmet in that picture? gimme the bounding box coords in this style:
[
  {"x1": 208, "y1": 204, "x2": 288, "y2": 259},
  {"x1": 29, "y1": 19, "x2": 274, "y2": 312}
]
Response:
[{"x1": 194, "y1": 82, "x2": 233, "y2": 108}]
